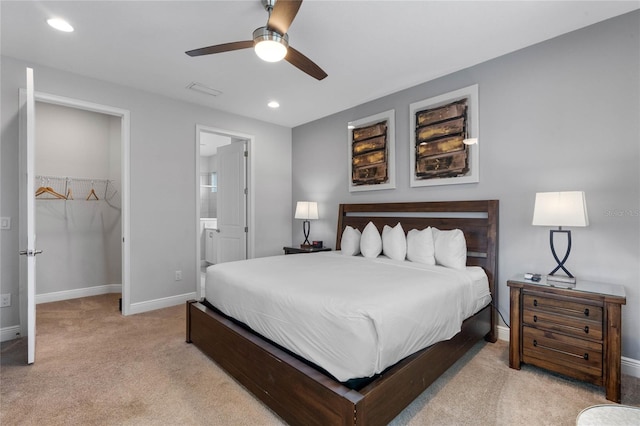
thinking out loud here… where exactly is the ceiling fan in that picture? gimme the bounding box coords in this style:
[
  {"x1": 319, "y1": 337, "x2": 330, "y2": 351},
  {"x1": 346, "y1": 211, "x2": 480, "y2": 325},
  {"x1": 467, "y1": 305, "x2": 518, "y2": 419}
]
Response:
[{"x1": 186, "y1": 0, "x2": 327, "y2": 81}]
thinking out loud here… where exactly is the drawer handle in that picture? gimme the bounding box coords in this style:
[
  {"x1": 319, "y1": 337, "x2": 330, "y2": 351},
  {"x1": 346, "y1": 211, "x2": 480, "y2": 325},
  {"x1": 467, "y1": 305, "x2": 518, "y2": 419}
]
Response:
[
  {"x1": 532, "y1": 339, "x2": 591, "y2": 362},
  {"x1": 533, "y1": 299, "x2": 538, "y2": 307},
  {"x1": 584, "y1": 326, "x2": 589, "y2": 334},
  {"x1": 533, "y1": 315, "x2": 538, "y2": 322},
  {"x1": 584, "y1": 308, "x2": 589, "y2": 317}
]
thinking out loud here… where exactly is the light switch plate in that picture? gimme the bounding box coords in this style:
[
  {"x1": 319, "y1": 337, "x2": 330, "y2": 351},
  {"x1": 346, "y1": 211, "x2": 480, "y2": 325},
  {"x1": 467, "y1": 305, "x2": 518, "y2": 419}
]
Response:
[
  {"x1": 0, "y1": 217, "x2": 10, "y2": 230},
  {"x1": 0, "y1": 294, "x2": 11, "y2": 308}
]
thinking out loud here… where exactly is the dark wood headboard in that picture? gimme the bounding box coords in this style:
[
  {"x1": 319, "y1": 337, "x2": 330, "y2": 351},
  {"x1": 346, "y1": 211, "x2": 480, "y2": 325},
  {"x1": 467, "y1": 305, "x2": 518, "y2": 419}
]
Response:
[{"x1": 336, "y1": 200, "x2": 499, "y2": 337}]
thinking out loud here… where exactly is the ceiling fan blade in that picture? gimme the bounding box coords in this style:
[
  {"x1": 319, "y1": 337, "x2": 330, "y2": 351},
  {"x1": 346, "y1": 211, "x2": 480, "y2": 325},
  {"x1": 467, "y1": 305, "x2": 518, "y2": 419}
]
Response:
[
  {"x1": 268, "y1": 0, "x2": 303, "y2": 35},
  {"x1": 186, "y1": 40, "x2": 253, "y2": 57},
  {"x1": 285, "y1": 46, "x2": 327, "y2": 81}
]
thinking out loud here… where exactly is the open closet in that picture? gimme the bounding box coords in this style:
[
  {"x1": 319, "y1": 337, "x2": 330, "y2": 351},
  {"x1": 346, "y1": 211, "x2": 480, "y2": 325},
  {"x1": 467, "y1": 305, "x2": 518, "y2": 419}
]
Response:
[{"x1": 34, "y1": 102, "x2": 122, "y2": 303}]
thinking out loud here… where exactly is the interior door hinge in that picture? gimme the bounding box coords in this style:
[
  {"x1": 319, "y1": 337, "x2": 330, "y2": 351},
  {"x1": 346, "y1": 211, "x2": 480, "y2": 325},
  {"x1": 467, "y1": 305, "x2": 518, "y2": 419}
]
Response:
[
  {"x1": 243, "y1": 150, "x2": 248, "y2": 157},
  {"x1": 244, "y1": 227, "x2": 248, "y2": 233},
  {"x1": 244, "y1": 188, "x2": 248, "y2": 195}
]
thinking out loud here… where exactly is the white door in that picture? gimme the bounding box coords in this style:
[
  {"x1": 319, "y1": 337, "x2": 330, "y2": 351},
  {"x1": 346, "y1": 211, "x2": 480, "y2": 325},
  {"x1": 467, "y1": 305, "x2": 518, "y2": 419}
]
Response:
[
  {"x1": 18, "y1": 68, "x2": 38, "y2": 364},
  {"x1": 216, "y1": 141, "x2": 247, "y2": 263}
]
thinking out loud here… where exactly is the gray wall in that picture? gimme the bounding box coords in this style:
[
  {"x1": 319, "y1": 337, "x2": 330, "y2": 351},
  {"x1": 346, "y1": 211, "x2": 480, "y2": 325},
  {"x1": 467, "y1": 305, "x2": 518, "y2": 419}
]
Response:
[
  {"x1": 292, "y1": 12, "x2": 639, "y2": 361},
  {"x1": 1, "y1": 55, "x2": 292, "y2": 328}
]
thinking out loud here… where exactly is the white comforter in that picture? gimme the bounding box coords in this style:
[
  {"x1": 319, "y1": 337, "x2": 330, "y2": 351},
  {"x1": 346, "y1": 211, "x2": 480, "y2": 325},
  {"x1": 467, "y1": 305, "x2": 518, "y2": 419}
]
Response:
[{"x1": 205, "y1": 251, "x2": 490, "y2": 382}]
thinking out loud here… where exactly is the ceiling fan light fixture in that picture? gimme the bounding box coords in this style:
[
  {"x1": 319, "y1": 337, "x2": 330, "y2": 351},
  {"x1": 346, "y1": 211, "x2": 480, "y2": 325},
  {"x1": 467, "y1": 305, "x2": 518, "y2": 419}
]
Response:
[{"x1": 253, "y1": 27, "x2": 288, "y2": 62}]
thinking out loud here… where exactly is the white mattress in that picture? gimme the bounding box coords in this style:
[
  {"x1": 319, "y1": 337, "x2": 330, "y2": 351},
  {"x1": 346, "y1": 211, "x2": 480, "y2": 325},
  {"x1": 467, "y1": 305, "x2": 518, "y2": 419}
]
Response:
[{"x1": 205, "y1": 251, "x2": 491, "y2": 382}]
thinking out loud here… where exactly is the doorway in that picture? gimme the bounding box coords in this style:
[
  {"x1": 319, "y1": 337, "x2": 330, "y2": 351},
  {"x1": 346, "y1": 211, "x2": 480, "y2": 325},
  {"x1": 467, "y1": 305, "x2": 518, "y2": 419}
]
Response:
[
  {"x1": 19, "y1": 89, "x2": 131, "y2": 329},
  {"x1": 34, "y1": 102, "x2": 122, "y2": 303},
  {"x1": 195, "y1": 125, "x2": 253, "y2": 297}
]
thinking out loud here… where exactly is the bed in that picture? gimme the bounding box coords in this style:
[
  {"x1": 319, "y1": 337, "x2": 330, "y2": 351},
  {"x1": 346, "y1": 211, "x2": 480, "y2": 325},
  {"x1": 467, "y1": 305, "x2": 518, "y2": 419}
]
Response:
[{"x1": 187, "y1": 200, "x2": 499, "y2": 425}]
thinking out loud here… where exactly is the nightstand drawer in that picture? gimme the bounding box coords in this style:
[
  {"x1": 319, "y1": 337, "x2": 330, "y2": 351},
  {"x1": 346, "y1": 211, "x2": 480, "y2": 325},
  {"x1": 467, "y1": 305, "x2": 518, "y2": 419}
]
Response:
[
  {"x1": 523, "y1": 294, "x2": 602, "y2": 322},
  {"x1": 522, "y1": 309, "x2": 602, "y2": 340},
  {"x1": 522, "y1": 326, "x2": 602, "y2": 380}
]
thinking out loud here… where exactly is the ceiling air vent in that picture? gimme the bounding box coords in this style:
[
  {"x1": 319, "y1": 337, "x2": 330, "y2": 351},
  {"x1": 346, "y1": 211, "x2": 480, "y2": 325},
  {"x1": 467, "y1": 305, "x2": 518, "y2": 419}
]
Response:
[{"x1": 186, "y1": 82, "x2": 223, "y2": 97}]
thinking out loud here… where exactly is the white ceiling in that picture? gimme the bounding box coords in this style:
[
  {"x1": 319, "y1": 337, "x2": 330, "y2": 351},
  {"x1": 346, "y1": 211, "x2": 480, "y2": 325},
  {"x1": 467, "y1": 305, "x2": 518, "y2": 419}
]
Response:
[{"x1": 2, "y1": 1, "x2": 638, "y2": 128}]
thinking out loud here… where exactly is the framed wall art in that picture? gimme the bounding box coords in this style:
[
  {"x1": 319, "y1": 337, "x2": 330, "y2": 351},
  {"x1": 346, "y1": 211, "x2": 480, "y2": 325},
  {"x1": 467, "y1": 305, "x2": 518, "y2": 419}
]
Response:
[
  {"x1": 347, "y1": 109, "x2": 396, "y2": 192},
  {"x1": 409, "y1": 84, "x2": 479, "y2": 187}
]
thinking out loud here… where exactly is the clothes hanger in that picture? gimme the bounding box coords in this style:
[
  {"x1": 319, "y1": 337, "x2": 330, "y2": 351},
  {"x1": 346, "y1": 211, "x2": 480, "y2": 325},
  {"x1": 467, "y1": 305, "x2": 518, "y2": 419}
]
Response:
[
  {"x1": 86, "y1": 181, "x2": 99, "y2": 200},
  {"x1": 35, "y1": 178, "x2": 66, "y2": 199}
]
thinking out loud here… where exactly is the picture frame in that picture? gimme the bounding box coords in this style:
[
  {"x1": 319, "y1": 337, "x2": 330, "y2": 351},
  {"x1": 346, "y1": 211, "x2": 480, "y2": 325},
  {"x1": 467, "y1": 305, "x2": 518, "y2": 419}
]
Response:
[
  {"x1": 409, "y1": 84, "x2": 479, "y2": 187},
  {"x1": 347, "y1": 109, "x2": 396, "y2": 192}
]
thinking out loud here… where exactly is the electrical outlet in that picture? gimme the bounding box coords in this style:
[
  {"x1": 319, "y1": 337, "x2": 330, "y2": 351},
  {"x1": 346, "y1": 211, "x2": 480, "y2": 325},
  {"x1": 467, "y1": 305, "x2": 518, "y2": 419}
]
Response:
[
  {"x1": 175, "y1": 270, "x2": 182, "y2": 281},
  {"x1": 0, "y1": 217, "x2": 10, "y2": 230},
  {"x1": 0, "y1": 294, "x2": 11, "y2": 308}
]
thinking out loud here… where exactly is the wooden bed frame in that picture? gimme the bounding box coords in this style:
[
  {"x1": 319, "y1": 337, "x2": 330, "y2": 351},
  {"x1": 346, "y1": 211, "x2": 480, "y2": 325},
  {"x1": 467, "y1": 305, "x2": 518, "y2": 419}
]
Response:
[{"x1": 187, "y1": 200, "x2": 499, "y2": 425}]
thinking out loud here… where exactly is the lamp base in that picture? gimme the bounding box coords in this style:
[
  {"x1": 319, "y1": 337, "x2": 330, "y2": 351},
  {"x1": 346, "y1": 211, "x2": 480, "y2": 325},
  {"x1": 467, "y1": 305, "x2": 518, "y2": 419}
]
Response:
[
  {"x1": 300, "y1": 244, "x2": 313, "y2": 249},
  {"x1": 547, "y1": 274, "x2": 576, "y2": 286}
]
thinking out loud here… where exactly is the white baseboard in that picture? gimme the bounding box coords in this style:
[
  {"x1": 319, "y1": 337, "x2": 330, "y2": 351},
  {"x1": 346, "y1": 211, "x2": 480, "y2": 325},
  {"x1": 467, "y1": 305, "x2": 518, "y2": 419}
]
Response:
[
  {"x1": 1, "y1": 325, "x2": 22, "y2": 342},
  {"x1": 622, "y1": 356, "x2": 640, "y2": 378},
  {"x1": 127, "y1": 291, "x2": 198, "y2": 316},
  {"x1": 497, "y1": 324, "x2": 510, "y2": 342},
  {"x1": 36, "y1": 284, "x2": 122, "y2": 304},
  {"x1": 496, "y1": 325, "x2": 639, "y2": 378}
]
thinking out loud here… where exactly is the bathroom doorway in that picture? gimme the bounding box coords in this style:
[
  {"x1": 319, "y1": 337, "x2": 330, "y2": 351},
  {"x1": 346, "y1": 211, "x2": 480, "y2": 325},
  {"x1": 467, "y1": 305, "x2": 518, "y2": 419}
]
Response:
[{"x1": 195, "y1": 125, "x2": 253, "y2": 297}]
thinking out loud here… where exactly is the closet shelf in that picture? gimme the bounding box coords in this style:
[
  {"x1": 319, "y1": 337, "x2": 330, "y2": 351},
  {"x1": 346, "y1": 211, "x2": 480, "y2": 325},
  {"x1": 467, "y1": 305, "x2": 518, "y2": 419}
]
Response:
[{"x1": 35, "y1": 176, "x2": 117, "y2": 201}]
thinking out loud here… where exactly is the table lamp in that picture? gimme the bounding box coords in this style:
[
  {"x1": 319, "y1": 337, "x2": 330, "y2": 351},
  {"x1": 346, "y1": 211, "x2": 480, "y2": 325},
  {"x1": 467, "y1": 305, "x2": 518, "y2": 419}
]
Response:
[
  {"x1": 532, "y1": 191, "x2": 589, "y2": 284},
  {"x1": 295, "y1": 201, "x2": 318, "y2": 248}
]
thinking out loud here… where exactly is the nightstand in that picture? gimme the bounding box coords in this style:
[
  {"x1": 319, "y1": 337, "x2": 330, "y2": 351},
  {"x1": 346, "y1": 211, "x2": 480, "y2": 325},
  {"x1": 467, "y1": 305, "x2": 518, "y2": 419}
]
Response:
[
  {"x1": 508, "y1": 275, "x2": 626, "y2": 402},
  {"x1": 283, "y1": 246, "x2": 331, "y2": 255}
]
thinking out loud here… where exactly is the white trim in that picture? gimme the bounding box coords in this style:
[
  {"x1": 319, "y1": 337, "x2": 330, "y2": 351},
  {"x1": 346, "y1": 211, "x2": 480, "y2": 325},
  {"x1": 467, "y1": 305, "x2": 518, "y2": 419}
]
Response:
[
  {"x1": 1, "y1": 326, "x2": 22, "y2": 343},
  {"x1": 31, "y1": 91, "x2": 131, "y2": 316},
  {"x1": 128, "y1": 291, "x2": 198, "y2": 315},
  {"x1": 497, "y1": 324, "x2": 510, "y2": 342},
  {"x1": 36, "y1": 284, "x2": 122, "y2": 305},
  {"x1": 622, "y1": 356, "x2": 640, "y2": 378},
  {"x1": 497, "y1": 325, "x2": 639, "y2": 378}
]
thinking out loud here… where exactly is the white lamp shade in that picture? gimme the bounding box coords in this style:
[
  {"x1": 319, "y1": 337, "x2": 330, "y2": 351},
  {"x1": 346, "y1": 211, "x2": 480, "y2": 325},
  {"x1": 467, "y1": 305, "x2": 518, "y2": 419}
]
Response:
[
  {"x1": 295, "y1": 201, "x2": 319, "y2": 220},
  {"x1": 532, "y1": 191, "x2": 589, "y2": 227}
]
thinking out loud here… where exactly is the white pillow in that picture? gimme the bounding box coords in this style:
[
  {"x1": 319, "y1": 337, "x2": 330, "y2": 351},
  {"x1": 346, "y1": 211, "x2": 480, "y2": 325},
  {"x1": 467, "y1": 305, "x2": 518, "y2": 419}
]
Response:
[
  {"x1": 340, "y1": 226, "x2": 361, "y2": 256},
  {"x1": 360, "y1": 221, "x2": 382, "y2": 258},
  {"x1": 432, "y1": 228, "x2": 467, "y2": 270},
  {"x1": 382, "y1": 223, "x2": 406, "y2": 261},
  {"x1": 406, "y1": 227, "x2": 435, "y2": 265}
]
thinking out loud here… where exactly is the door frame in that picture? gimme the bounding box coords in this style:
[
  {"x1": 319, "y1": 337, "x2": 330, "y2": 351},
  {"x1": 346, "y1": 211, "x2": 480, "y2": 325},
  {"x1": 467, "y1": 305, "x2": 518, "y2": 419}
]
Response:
[
  {"x1": 195, "y1": 125, "x2": 254, "y2": 293},
  {"x1": 19, "y1": 90, "x2": 132, "y2": 316}
]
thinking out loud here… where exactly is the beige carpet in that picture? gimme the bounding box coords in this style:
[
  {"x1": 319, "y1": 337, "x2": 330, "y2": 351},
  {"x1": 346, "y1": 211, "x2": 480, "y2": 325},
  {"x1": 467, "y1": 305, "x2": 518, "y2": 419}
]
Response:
[{"x1": 1, "y1": 294, "x2": 638, "y2": 425}]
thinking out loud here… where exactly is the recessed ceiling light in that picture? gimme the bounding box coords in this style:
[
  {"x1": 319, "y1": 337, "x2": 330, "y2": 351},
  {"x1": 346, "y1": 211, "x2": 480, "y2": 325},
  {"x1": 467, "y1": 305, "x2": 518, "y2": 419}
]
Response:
[
  {"x1": 47, "y1": 18, "x2": 74, "y2": 33},
  {"x1": 267, "y1": 101, "x2": 280, "y2": 109}
]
